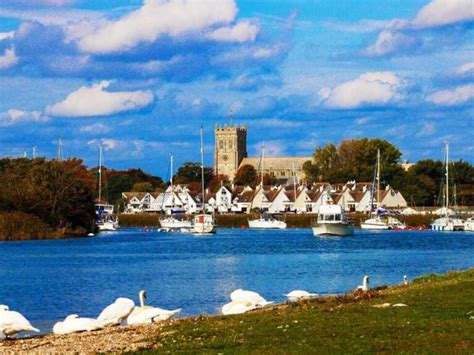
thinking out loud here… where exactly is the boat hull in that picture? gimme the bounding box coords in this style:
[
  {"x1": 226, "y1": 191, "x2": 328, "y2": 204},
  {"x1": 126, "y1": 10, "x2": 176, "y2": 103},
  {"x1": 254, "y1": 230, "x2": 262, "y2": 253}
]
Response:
[
  {"x1": 312, "y1": 223, "x2": 354, "y2": 236},
  {"x1": 97, "y1": 221, "x2": 118, "y2": 231},
  {"x1": 360, "y1": 221, "x2": 390, "y2": 230},
  {"x1": 159, "y1": 218, "x2": 193, "y2": 229},
  {"x1": 248, "y1": 219, "x2": 287, "y2": 229},
  {"x1": 430, "y1": 217, "x2": 465, "y2": 231},
  {"x1": 192, "y1": 214, "x2": 215, "y2": 234}
]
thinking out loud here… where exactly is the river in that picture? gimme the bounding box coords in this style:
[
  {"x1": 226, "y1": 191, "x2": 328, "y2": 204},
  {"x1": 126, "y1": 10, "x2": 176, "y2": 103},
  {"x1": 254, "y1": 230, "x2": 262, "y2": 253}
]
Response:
[{"x1": 0, "y1": 228, "x2": 473, "y2": 334}]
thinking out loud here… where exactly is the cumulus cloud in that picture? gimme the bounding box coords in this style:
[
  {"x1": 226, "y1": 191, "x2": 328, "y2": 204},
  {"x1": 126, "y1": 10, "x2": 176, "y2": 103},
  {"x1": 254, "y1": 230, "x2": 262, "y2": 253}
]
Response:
[
  {"x1": 0, "y1": 109, "x2": 49, "y2": 126},
  {"x1": 0, "y1": 46, "x2": 18, "y2": 69},
  {"x1": 365, "y1": 30, "x2": 420, "y2": 57},
  {"x1": 427, "y1": 84, "x2": 474, "y2": 106},
  {"x1": 78, "y1": 0, "x2": 238, "y2": 53},
  {"x1": 413, "y1": 0, "x2": 473, "y2": 28},
  {"x1": 208, "y1": 20, "x2": 259, "y2": 42},
  {"x1": 46, "y1": 81, "x2": 154, "y2": 117},
  {"x1": 87, "y1": 138, "x2": 124, "y2": 151},
  {"x1": 320, "y1": 72, "x2": 404, "y2": 109},
  {"x1": 416, "y1": 122, "x2": 436, "y2": 137}
]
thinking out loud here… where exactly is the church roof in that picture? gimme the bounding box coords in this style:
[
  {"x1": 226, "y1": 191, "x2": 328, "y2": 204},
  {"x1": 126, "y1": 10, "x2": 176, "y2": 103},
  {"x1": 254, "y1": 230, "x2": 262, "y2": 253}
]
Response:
[{"x1": 239, "y1": 156, "x2": 312, "y2": 170}]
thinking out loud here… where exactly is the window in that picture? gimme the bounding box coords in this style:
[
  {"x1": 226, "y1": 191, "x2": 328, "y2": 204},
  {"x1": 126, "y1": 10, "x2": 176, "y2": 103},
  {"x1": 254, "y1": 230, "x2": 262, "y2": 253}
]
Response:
[
  {"x1": 219, "y1": 140, "x2": 224, "y2": 149},
  {"x1": 228, "y1": 140, "x2": 233, "y2": 149},
  {"x1": 280, "y1": 171, "x2": 285, "y2": 177}
]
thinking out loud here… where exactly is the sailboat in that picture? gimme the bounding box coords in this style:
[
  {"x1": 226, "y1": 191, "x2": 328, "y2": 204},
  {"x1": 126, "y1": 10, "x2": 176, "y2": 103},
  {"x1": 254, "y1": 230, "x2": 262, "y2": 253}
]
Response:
[
  {"x1": 248, "y1": 146, "x2": 287, "y2": 229},
  {"x1": 159, "y1": 154, "x2": 192, "y2": 230},
  {"x1": 192, "y1": 127, "x2": 216, "y2": 234},
  {"x1": 95, "y1": 144, "x2": 119, "y2": 232},
  {"x1": 430, "y1": 142, "x2": 465, "y2": 231},
  {"x1": 361, "y1": 149, "x2": 405, "y2": 230}
]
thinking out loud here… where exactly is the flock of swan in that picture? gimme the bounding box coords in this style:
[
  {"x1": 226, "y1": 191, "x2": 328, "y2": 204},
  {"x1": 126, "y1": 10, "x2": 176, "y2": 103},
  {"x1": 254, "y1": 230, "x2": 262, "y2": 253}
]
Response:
[{"x1": 0, "y1": 275, "x2": 408, "y2": 340}]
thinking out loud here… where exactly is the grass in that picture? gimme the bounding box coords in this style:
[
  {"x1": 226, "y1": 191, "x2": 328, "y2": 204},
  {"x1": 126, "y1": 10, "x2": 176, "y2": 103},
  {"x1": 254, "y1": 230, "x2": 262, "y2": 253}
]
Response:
[{"x1": 133, "y1": 269, "x2": 473, "y2": 354}]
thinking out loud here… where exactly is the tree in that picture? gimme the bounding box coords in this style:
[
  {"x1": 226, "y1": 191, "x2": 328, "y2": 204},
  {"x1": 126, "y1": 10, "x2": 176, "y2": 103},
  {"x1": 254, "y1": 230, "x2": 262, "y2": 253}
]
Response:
[
  {"x1": 131, "y1": 182, "x2": 154, "y2": 192},
  {"x1": 174, "y1": 162, "x2": 213, "y2": 186},
  {"x1": 209, "y1": 174, "x2": 230, "y2": 192},
  {"x1": 0, "y1": 158, "x2": 95, "y2": 232},
  {"x1": 234, "y1": 164, "x2": 257, "y2": 186}
]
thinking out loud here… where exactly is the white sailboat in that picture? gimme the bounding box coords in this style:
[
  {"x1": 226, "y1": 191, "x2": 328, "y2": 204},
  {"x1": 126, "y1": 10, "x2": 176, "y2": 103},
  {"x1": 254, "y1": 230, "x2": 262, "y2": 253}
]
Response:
[
  {"x1": 361, "y1": 149, "x2": 405, "y2": 230},
  {"x1": 192, "y1": 127, "x2": 216, "y2": 234},
  {"x1": 159, "y1": 154, "x2": 192, "y2": 230},
  {"x1": 312, "y1": 203, "x2": 354, "y2": 237},
  {"x1": 430, "y1": 143, "x2": 465, "y2": 232},
  {"x1": 95, "y1": 144, "x2": 119, "y2": 232},
  {"x1": 248, "y1": 146, "x2": 287, "y2": 230}
]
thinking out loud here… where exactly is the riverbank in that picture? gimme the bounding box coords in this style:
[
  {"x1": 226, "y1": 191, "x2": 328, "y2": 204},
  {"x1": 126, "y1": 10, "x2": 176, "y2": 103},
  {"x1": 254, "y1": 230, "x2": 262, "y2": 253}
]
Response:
[
  {"x1": 0, "y1": 212, "x2": 89, "y2": 242},
  {"x1": 2, "y1": 268, "x2": 472, "y2": 353},
  {"x1": 119, "y1": 212, "x2": 437, "y2": 229}
]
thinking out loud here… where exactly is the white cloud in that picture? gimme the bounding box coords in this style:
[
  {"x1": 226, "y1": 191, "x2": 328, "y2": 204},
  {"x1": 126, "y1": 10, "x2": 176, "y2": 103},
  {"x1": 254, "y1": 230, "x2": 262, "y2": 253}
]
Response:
[
  {"x1": 80, "y1": 123, "x2": 112, "y2": 134},
  {"x1": 0, "y1": 46, "x2": 18, "y2": 69},
  {"x1": 78, "y1": 0, "x2": 238, "y2": 54},
  {"x1": 208, "y1": 20, "x2": 259, "y2": 43},
  {"x1": 0, "y1": 109, "x2": 49, "y2": 126},
  {"x1": 320, "y1": 72, "x2": 404, "y2": 109},
  {"x1": 413, "y1": 0, "x2": 474, "y2": 28},
  {"x1": 356, "y1": 117, "x2": 371, "y2": 125},
  {"x1": 253, "y1": 141, "x2": 285, "y2": 157},
  {"x1": 456, "y1": 62, "x2": 474, "y2": 75},
  {"x1": 427, "y1": 84, "x2": 474, "y2": 106},
  {"x1": 0, "y1": 31, "x2": 14, "y2": 41},
  {"x1": 87, "y1": 138, "x2": 125, "y2": 151},
  {"x1": 365, "y1": 30, "x2": 418, "y2": 57},
  {"x1": 46, "y1": 81, "x2": 154, "y2": 117}
]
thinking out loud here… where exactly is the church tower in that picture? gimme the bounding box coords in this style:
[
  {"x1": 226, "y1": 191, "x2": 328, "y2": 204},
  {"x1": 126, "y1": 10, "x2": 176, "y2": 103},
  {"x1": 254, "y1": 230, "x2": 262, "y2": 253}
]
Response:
[{"x1": 214, "y1": 124, "x2": 247, "y2": 180}]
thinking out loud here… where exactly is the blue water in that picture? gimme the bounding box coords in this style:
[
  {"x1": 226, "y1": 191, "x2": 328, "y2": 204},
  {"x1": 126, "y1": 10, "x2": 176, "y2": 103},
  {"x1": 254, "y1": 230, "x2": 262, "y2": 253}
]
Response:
[{"x1": 0, "y1": 228, "x2": 473, "y2": 334}]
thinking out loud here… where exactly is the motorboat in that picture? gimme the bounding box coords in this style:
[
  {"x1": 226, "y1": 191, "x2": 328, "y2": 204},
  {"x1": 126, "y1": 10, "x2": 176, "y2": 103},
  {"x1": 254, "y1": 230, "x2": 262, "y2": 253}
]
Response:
[
  {"x1": 464, "y1": 217, "x2": 474, "y2": 232},
  {"x1": 159, "y1": 215, "x2": 193, "y2": 229},
  {"x1": 248, "y1": 215, "x2": 287, "y2": 229},
  {"x1": 96, "y1": 203, "x2": 119, "y2": 231},
  {"x1": 312, "y1": 204, "x2": 354, "y2": 236},
  {"x1": 192, "y1": 214, "x2": 215, "y2": 234}
]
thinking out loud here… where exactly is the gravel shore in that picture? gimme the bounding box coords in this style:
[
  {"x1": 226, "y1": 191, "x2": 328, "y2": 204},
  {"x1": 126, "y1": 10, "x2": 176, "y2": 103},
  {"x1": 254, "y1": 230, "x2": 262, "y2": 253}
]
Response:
[{"x1": 0, "y1": 320, "x2": 176, "y2": 354}]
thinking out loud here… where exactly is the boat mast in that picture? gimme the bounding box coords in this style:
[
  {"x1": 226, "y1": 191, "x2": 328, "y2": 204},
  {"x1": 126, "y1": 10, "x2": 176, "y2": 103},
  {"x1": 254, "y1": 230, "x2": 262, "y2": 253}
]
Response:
[
  {"x1": 57, "y1": 137, "x2": 63, "y2": 161},
  {"x1": 445, "y1": 142, "x2": 449, "y2": 218},
  {"x1": 170, "y1": 153, "x2": 174, "y2": 210},
  {"x1": 377, "y1": 149, "x2": 381, "y2": 210},
  {"x1": 292, "y1": 162, "x2": 297, "y2": 211},
  {"x1": 98, "y1": 144, "x2": 102, "y2": 204},
  {"x1": 200, "y1": 126, "x2": 205, "y2": 213},
  {"x1": 260, "y1": 144, "x2": 265, "y2": 188}
]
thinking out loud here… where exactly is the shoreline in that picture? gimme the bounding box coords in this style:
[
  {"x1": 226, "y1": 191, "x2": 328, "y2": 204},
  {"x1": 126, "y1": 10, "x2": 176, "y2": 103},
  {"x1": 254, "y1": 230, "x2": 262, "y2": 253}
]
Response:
[{"x1": 1, "y1": 268, "x2": 472, "y2": 353}]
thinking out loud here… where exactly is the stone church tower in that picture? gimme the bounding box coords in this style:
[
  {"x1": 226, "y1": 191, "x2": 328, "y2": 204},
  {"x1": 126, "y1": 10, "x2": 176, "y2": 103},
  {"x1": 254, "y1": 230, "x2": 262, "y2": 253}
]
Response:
[{"x1": 214, "y1": 124, "x2": 247, "y2": 180}]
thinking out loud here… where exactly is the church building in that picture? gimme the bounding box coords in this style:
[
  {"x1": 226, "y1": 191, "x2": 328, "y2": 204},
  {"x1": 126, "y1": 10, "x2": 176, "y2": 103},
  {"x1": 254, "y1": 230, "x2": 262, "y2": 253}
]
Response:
[{"x1": 214, "y1": 124, "x2": 312, "y2": 183}]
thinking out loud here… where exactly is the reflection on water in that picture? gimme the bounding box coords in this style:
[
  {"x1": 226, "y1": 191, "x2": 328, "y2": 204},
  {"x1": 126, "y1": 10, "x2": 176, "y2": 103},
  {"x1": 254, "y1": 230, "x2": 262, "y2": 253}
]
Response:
[{"x1": 0, "y1": 227, "x2": 473, "y2": 333}]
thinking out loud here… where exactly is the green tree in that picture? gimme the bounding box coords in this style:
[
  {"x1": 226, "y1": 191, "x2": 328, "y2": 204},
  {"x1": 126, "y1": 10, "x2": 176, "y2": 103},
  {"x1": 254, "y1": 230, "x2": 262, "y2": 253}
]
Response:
[
  {"x1": 131, "y1": 182, "x2": 154, "y2": 192},
  {"x1": 174, "y1": 162, "x2": 213, "y2": 186},
  {"x1": 234, "y1": 164, "x2": 257, "y2": 186}
]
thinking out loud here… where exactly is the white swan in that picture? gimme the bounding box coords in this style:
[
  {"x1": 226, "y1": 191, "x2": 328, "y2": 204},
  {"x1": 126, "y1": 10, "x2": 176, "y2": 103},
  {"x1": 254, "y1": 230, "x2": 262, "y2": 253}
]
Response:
[
  {"x1": 0, "y1": 305, "x2": 39, "y2": 338},
  {"x1": 97, "y1": 297, "x2": 135, "y2": 326},
  {"x1": 403, "y1": 275, "x2": 408, "y2": 286},
  {"x1": 284, "y1": 290, "x2": 319, "y2": 302},
  {"x1": 126, "y1": 290, "x2": 182, "y2": 325},
  {"x1": 356, "y1": 275, "x2": 369, "y2": 292},
  {"x1": 230, "y1": 289, "x2": 273, "y2": 307},
  {"x1": 222, "y1": 300, "x2": 256, "y2": 315},
  {"x1": 53, "y1": 314, "x2": 105, "y2": 335}
]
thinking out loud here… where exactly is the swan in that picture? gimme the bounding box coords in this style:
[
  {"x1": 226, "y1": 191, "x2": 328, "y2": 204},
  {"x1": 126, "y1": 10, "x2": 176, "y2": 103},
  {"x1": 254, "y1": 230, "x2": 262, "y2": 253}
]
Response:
[
  {"x1": 284, "y1": 290, "x2": 319, "y2": 302},
  {"x1": 403, "y1": 275, "x2": 408, "y2": 286},
  {"x1": 0, "y1": 305, "x2": 39, "y2": 338},
  {"x1": 97, "y1": 297, "x2": 135, "y2": 326},
  {"x1": 230, "y1": 289, "x2": 273, "y2": 307},
  {"x1": 222, "y1": 300, "x2": 256, "y2": 315},
  {"x1": 356, "y1": 275, "x2": 369, "y2": 292},
  {"x1": 126, "y1": 290, "x2": 182, "y2": 325},
  {"x1": 392, "y1": 303, "x2": 408, "y2": 307},
  {"x1": 53, "y1": 314, "x2": 105, "y2": 335}
]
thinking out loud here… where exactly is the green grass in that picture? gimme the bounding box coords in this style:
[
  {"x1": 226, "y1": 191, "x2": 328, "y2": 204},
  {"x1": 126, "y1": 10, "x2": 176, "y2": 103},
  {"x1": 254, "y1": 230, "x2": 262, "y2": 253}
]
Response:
[{"x1": 132, "y1": 269, "x2": 473, "y2": 354}]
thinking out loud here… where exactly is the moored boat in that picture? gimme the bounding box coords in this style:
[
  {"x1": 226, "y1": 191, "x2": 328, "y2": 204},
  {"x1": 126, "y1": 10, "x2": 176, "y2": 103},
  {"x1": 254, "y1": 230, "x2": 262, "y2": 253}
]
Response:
[
  {"x1": 312, "y1": 204, "x2": 354, "y2": 236},
  {"x1": 464, "y1": 217, "x2": 474, "y2": 232},
  {"x1": 248, "y1": 215, "x2": 287, "y2": 229}
]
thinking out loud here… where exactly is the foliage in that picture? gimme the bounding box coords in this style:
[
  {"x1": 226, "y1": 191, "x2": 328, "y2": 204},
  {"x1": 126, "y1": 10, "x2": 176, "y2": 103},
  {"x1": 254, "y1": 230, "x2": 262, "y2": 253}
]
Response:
[
  {"x1": 234, "y1": 164, "x2": 257, "y2": 186},
  {"x1": 174, "y1": 162, "x2": 213, "y2": 187},
  {"x1": 0, "y1": 212, "x2": 53, "y2": 241},
  {"x1": 0, "y1": 158, "x2": 95, "y2": 234},
  {"x1": 131, "y1": 182, "x2": 154, "y2": 192},
  {"x1": 208, "y1": 174, "x2": 230, "y2": 193}
]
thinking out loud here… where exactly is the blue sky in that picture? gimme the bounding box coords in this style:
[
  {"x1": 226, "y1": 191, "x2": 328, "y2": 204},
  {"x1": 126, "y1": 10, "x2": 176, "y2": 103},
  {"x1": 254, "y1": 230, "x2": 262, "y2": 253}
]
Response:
[{"x1": 0, "y1": 0, "x2": 472, "y2": 176}]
